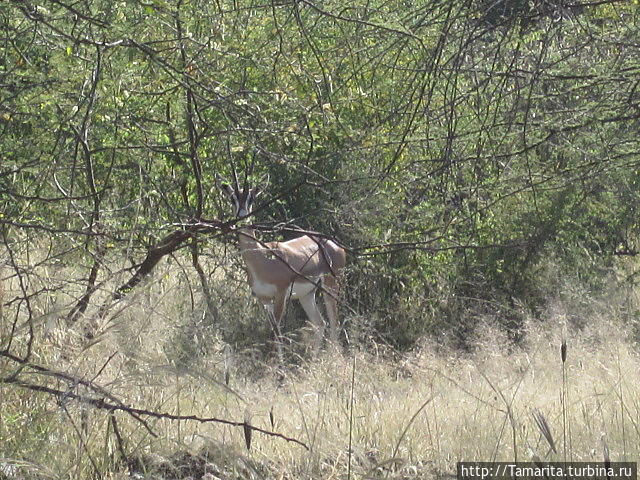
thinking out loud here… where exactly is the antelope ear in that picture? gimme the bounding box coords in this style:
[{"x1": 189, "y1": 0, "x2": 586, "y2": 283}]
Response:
[
  {"x1": 215, "y1": 174, "x2": 233, "y2": 196},
  {"x1": 220, "y1": 183, "x2": 234, "y2": 197}
]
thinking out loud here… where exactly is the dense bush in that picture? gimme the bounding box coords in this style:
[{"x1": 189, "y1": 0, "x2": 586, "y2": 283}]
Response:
[{"x1": 2, "y1": 0, "x2": 640, "y2": 350}]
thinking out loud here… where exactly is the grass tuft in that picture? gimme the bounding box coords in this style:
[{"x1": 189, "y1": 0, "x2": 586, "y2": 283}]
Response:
[{"x1": 532, "y1": 408, "x2": 557, "y2": 455}]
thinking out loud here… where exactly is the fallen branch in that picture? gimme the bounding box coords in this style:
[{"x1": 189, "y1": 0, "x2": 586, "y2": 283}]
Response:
[
  {"x1": 3, "y1": 376, "x2": 308, "y2": 450},
  {"x1": 0, "y1": 349, "x2": 156, "y2": 436}
]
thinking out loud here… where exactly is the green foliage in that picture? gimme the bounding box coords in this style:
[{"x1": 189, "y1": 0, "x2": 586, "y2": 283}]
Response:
[{"x1": 2, "y1": 0, "x2": 640, "y2": 349}]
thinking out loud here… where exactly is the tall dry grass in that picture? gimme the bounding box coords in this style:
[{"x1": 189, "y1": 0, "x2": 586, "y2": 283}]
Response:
[{"x1": 1, "y1": 254, "x2": 639, "y2": 479}]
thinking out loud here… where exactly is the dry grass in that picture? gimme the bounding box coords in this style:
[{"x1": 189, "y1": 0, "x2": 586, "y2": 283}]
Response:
[{"x1": 1, "y1": 257, "x2": 640, "y2": 479}]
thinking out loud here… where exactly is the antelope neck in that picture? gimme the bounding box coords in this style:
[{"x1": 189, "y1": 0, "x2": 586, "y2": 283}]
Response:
[{"x1": 237, "y1": 225, "x2": 267, "y2": 264}]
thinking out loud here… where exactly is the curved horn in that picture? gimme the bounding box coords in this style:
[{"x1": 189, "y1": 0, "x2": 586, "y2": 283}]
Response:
[
  {"x1": 260, "y1": 172, "x2": 270, "y2": 191},
  {"x1": 242, "y1": 167, "x2": 249, "y2": 195},
  {"x1": 230, "y1": 161, "x2": 240, "y2": 194}
]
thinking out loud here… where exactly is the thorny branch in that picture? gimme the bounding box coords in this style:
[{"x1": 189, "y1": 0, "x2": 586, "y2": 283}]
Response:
[{"x1": 0, "y1": 350, "x2": 309, "y2": 450}]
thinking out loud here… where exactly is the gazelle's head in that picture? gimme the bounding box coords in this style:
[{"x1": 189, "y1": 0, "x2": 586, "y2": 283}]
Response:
[{"x1": 219, "y1": 179, "x2": 261, "y2": 219}]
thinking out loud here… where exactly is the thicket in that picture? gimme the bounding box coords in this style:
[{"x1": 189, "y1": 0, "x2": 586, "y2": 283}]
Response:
[{"x1": 1, "y1": 0, "x2": 640, "y2": 352}]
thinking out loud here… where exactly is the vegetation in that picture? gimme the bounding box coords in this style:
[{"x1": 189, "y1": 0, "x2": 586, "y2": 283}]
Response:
[
  {"x1": 1, "y1": 266, "x2": 639, "y2": 478},
  {"x1": 2, "y1": 0, "x2": 640, "y2": 478}
]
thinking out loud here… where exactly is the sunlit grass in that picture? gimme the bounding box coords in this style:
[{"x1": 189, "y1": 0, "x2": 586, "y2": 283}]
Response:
[{"x1": 1, "y1": 260, "x2": 639, "y2": 479}]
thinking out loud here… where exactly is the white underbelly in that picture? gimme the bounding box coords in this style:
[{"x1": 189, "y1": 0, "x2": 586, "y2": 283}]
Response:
[
  {"x1": 250, "y1": 277, "x2": 321, "y2": 300},
  {"x1": 250, "y1": 278, "x2": 277, "y2": 298},
  {"x1": 290, "y1": 279, "x2": 319, "y2": 299}
]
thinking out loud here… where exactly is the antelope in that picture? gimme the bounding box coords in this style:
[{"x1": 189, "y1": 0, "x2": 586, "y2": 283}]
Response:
[{"x1": 219, "y1": 178, "x2": 346, "y2": 354}]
